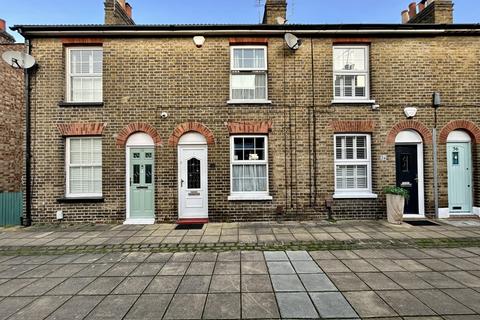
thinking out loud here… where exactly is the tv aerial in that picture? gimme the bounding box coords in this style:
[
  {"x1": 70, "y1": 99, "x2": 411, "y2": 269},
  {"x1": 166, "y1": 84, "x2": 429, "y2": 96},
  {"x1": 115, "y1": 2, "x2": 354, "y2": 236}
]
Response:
[
  {"x1": 2, "y1": 51, "x2": 36, "y2": 69},
  {"x1": 284, "y1": 33, "x2": 302, "y2": 50}
]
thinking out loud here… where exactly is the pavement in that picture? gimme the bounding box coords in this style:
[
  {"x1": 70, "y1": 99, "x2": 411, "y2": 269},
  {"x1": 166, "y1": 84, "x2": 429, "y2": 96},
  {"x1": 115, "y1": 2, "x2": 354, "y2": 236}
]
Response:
[
  {"x1": 1, "y1": 220, "x2": 480, "y2": 254},
  {"x1": 2, "y1": 220, "x2": 480, "y2": 319},
  {"x1": 2, "y1": 248, "x2": 480, "y2": 319}
]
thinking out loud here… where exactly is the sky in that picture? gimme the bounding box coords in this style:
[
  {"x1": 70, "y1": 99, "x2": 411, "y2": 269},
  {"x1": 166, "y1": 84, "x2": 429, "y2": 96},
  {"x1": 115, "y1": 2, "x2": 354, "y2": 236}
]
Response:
[{"x1": 2, "y1": 0, "x2": 479, "y2": 42}]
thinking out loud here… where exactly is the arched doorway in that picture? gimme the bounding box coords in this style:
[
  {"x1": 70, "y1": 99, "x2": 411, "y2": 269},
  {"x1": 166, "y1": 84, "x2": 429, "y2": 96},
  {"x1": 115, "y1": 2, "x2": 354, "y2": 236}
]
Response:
[
  {"x1": 395, "y1": 130, "x2": 425, "y2": 216},
  {"x1": 125, "y1": 132, "x2": 155, "y2": 224},
  {"x1": 177, "y1": 132, "x2": 208, "y2": 221},
  {"x1": 447, "y1": 130, "x2": 473, "y2": 214}
]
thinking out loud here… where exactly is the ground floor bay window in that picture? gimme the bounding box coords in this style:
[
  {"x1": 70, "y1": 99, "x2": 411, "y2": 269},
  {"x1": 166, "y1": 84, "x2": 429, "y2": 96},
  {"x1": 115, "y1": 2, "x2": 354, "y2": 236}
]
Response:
[
  {"x1": 229, "y1": 135, "x2": 272, "y2": 201},
  {"x1": 333, "y1": 134, "x2": 376, "y2": 198},
  {"x1": 65, "y1": 137, "x2": 102, "y2": 198}
]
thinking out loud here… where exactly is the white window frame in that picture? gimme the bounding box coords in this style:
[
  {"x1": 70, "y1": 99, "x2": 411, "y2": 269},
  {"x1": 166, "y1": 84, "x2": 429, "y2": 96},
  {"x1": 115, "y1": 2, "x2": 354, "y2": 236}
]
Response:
[
  {"x1": 228, "y1": 46, "x2": 271, "y2": 104},
  {"x1": 333, "y1": 134, "x2": 377, "y2": 199},
  {"x1": 66, "y1": 47, "x2": 103, "y2": 103},
  {"x1": 65, "y1": 137, "x2": 103, "y2": 198},
  {"x1": 332, "y1": 45, "x2": 372, "y2": 104},
  {"x1": 228, "y1": 135, "x2": 272, "y2": 201}
]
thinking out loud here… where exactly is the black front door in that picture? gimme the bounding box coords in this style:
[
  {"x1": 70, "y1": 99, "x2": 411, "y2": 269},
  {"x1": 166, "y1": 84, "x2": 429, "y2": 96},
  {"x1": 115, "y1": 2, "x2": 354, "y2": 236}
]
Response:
[{"x1": 395, "y1": 145, "x2": 419, "y2": 214}]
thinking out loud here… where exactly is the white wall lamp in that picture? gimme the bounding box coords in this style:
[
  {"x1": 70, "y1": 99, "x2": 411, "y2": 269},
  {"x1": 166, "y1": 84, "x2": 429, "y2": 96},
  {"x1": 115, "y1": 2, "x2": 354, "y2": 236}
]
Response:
[
  {"x1": 193, "y1": 36, "x2": 206, "y2": 48},
  {"x1": 404, "y1": 106, "x2": 417, "y2": 118}
]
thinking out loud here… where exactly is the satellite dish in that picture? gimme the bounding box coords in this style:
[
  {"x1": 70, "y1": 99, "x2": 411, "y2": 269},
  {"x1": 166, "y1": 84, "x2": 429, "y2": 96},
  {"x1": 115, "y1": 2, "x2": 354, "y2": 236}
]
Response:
[
  {"x1": 1, "y1": 51, "x2": 36, "y2": 69},
  {"x1": 275, "y1": 16, "x2": 287, "y2": 25},
  {"x1": 284, "y1": 33, "x2": 302, "y2": 50}
]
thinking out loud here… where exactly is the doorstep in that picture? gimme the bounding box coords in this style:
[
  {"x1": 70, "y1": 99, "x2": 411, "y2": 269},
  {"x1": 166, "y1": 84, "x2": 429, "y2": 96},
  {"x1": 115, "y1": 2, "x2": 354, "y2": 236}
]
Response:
[{"x1": 176, "y1": 218, "x2": 209, "y2": 225}]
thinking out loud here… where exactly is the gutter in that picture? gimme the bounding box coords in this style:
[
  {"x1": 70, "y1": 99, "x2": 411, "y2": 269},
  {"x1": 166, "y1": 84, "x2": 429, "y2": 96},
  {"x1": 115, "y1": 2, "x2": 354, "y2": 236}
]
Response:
[{"x1": 12, "y1": 29, "x2": 456, "y2": 37}]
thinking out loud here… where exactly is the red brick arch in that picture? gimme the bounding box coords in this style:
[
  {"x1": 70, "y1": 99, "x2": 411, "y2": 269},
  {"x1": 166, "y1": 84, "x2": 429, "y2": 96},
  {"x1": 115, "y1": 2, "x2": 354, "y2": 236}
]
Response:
[
  {"x1": 116, "y1": 122, "x2": 162, "y2": 147},
  {"x1": 386, "y1": 120, "x2": 432, "y2": 144},
  {"x1": 169, "y1": 122, "x2": 215, "y2": 146},
  {"x1": 439, "y1": 120, "x2": 480, "y2": 144}
]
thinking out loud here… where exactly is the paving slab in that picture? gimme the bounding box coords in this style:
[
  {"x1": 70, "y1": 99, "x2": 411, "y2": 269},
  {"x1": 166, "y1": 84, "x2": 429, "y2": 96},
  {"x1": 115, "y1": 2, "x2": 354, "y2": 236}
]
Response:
[
  {"x1": 8, "y1": 295, "x2": 70, "y2": 320},
  {"x1": 85, "y1": 294, "x2": 138, "y2": 320},
  {"x1": 384, "y1": 272, "x2": 434, "y2": 289},
  {"x1": 286, "y1": 250, "x2": 311, "y2": 261},
  {"x1": 112, "y1": 276, "x2": 153, "y2": 294},
  {"x1": 241, "y1": 274, "x2": 273, "y2": 292},
  {"x1": 124, "y1": 294, "x2": 172, "y2": 320},
  {"x1": 267, "y1": 261, "x2": 295, "y2": 274},
  {"x1": 291, "y1": 260, "x2": 322, "y2": 273},
  {"x1": 159, "y1": 262, "x2": 190, "y2": 276},
  {"x1": 209, "y1": 274, "x2": 240, "y2": 293},
  {"x1": 241, "y1": 261, "x2": 268, "y2": 274},
  {"x1": 264, "y1": 251, "x2": 289, "y2": 261},
  {"x1": 45, "y1": 295, "x2": 103, "y2": 320},
  {"x1": 356, "y1": 272, "x2": 402, "y2": 290},
  {"x1": 203, "y1": 293, "x2": 241, "y2": 319},
  {"x1": 13, "y1": 277, "x2": 66, "y2": 296},
  {"x1": 343, "y1": 291, "x2": 398, "y2": 318},
  {"x1": 310, "y1": 292, "x2": 358, "y2": 319},
  {"x1": 47, "y1": 277, "x2": 96, "y2": 295},
  {"x1": 186, "y1": 261, "x2": 215, "y2": 275},
  {"x1": 442, "y1": 288, "x2": 480, "y2": 313},
  {"x1": 144, "y1": 276, "x2": 181, "y2": 294},
  {"x1": 0, "y1": 297, "x2": 35, "y2": 320},
  {"x1": 78, "y1": 277, "x2": 124, "y2": 295},
  {"x1": 242, "y1": 292, "x2": 280, "y2": 319},
  {"x1": 327, "y1": 272, "x2": 370, "y2": 291},
  {"x1": 271, "y1": 274, "x2": 305, "y2": 292},
  {"x1": 214, "y1": 262, "x2": 240, "y2": 275},
  {"x1": 410, "y1": 289, "x2": 475, "y2": 315},
  {"x1": 276, "y1": 292, "x2": 319, "y2": 319},
  {"x1": 177, "y1": 275, "x2": 211, "y2": 293},
  {"x1": 377, "y1": 290, "x2": 436, "y2": 316},
  {"x1": 163, "y1": 293, "x2": 206, "y2": 319},
  {"x1": 299, "y1": 273, "x2": 337, "y2": 291}
]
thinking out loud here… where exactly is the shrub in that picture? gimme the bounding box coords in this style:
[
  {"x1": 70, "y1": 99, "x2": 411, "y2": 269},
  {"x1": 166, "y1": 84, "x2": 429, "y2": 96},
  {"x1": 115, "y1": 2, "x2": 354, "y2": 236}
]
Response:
[{"x1": 383, "y1": 186, "x2": 409, "y2": 200}]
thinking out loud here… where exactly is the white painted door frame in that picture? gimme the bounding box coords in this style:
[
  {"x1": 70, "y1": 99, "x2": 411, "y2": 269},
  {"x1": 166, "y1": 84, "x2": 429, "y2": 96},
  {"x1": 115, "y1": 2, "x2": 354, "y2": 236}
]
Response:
[
  {"x1": 395, "y1": 130, "x2": 425, "y2": 218},
  {"x1": 124, "y1": 133, "x2": 155, "y2": 225}
]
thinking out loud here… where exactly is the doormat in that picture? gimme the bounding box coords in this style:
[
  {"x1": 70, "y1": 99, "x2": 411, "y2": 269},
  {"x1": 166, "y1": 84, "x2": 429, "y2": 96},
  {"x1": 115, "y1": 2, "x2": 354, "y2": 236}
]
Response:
[
  {"x1": 175, "y1": 224, "x2": 204, "y2": 230},
  {"x1": 405, "y1": 220, "x2": 440, "y2": 226}
]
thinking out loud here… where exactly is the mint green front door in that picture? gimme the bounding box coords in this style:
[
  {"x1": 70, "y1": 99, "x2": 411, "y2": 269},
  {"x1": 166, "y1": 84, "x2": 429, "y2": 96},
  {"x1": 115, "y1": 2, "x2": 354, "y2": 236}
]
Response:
[
  {"x1": 447, "y1": 142, "x2": 472, "y2": 213},
  {"x1": 130, "y1": 148, "x2": 155, "y2": 219}
]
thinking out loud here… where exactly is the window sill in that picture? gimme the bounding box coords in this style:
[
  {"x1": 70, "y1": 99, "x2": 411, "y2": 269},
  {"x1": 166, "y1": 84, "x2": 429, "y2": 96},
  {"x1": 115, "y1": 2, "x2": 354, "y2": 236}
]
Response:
[
  {"x1": 333, "y1": 193, "x2": 378, "y2": 199},
  {"x1": 331, "y1": 99, "x2": 376, "y2": 105},
  {"x1": 228, "y1": 194, "x2": 273, "y2": 201},
  {"x1": 59, "y1": 101, "x2": 104, "y2": 107},
  {"x1": 57, "y1": 197, "x2": 104, "y2": 203},
  {"x1": 227, "y1": 100, "x2": 272, "y2": 105}
]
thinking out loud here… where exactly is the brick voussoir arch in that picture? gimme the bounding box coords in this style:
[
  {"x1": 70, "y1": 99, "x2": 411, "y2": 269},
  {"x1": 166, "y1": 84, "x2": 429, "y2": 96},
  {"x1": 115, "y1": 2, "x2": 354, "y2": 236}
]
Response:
[
  {"x1": 116, "y1": 122, "x2": 162, "y2": 147},
  {"x1": 169, "y1": 122, "x2": 215, "y2": 146},
  {"x1": 439, "y1": 120, "x2": 480, "y2": 144},
  {"x1": 386, "y1": 120, "x2": 432, "y2": 144}
]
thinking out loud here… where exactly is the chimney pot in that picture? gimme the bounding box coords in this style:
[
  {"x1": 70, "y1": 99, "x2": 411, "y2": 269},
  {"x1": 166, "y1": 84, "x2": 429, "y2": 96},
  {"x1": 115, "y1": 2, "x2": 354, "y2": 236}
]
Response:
[
  {"x1": 117, "y1": 0, "x2": 125, "y2": 8},
  {"x1": 408, "y1": 2, "x2": 417, "y2": 18},
  {"x1": 0, "y1": 19, "x2": 5, "y2": 31},
  {"x1": 401, "y1": 10, "x2": 410, "y2": 23},
  {"x1": 125, "y1": 3, "x2": 132, "y2": 18},
  {"x1": 418, "y1": 2, "x2": 425, "y2": 12}
]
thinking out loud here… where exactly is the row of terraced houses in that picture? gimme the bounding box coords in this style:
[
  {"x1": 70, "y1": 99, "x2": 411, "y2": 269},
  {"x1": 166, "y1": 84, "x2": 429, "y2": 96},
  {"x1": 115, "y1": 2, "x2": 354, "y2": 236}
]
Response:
[{"x1": 10, "y1": 0, "x2": 480, "y2": 224}]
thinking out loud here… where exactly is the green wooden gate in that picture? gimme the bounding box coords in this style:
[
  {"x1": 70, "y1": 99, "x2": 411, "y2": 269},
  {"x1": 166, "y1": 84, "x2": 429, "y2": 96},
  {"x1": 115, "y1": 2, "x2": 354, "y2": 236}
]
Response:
[{"x1": 0, "y1": 192, "x2": 23, "y2": 226}]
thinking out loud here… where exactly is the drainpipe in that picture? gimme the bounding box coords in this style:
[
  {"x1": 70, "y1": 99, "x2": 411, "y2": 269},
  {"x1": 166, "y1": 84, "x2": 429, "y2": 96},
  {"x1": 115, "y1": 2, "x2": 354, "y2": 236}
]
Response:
[
  {"x1": 24, "y1": 35, "x2": 32, "y2": 227},
  {"x1": 432, "y1": 92, "x2": 441, "y2": 219}
]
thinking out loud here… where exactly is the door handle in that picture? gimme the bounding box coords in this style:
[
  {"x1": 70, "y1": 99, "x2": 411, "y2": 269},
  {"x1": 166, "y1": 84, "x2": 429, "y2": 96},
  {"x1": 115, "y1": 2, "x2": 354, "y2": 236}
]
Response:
[{"x1": 181, "y1": 179, "x2": 184, "y2": 187}]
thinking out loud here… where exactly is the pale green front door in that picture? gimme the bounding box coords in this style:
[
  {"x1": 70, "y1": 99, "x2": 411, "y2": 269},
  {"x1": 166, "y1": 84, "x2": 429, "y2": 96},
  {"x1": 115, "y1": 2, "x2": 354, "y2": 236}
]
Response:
[
  {"x1": 447, "y1": 142, "x2": 472, "y2": 213},
  {"x1": 130, "y1": 148, "x2": 155, "y2": 219}
]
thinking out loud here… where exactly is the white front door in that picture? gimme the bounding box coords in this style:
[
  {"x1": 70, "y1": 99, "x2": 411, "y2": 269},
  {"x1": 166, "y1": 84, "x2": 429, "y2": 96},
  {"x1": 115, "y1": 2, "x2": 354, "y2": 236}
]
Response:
[{"x1": 178, "y1": 145, "x2": 208, "y2": 219}]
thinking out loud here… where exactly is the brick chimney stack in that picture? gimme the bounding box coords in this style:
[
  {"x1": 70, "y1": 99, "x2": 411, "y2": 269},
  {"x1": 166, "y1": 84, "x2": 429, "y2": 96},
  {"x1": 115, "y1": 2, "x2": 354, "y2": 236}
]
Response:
[
  {"x1": 0, "y1": 19, "x2": 16, "y2": 44},
  {"x1": 401, "y1": 0, "x2": 454, "y2": 24},
  {"x1": 262, "y1": 0, "x2": 287, "y2": 25},
  {"x1": 104, "y1": 0, "x2": 134, "y2": 25}
]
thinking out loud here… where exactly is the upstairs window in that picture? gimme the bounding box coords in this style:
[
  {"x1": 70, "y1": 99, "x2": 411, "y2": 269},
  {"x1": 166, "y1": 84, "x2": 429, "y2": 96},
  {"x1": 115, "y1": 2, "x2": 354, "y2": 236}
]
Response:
[
  {"x1": 333, "y1": 46, "x2": 369, "y2": 101},
  {"x1": 66, "y1": 137, "x2": 102, "y2": 198},
  {"x1": 66, "y1": 47, "x2": 103, "y2": 103},
  {"x1": 230, "y1": 46, "x2": 268, "y2": 102},
  {"x1": 334, "y1": 134, "x2": 373, "y2": 197}
]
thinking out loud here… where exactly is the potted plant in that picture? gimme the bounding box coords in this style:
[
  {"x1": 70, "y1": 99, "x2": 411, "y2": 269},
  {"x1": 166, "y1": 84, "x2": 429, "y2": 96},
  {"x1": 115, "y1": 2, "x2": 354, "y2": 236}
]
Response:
[{"x1": 383, "y1": 186, "x2": 409, "y2": 224}]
